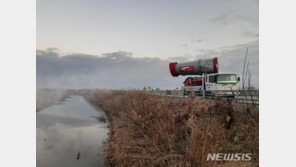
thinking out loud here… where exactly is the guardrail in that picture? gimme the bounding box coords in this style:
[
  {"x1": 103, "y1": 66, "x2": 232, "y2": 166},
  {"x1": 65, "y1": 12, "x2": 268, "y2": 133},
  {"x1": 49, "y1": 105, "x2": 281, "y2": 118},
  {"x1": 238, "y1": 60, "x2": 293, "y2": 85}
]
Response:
[{"x1": 147, "y1": 89, "x2": 259, "y2": 104}]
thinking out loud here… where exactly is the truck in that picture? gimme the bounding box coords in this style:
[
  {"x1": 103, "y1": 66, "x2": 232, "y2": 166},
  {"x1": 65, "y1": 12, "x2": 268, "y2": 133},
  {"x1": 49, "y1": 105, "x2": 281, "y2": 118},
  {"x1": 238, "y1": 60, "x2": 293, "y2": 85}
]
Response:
[
  {"x1": 169, "y1": 58, "x2": 240, "y2": 97},
  {"x1": 182, "y1": 73, "x2": 240, "y2": 96}
]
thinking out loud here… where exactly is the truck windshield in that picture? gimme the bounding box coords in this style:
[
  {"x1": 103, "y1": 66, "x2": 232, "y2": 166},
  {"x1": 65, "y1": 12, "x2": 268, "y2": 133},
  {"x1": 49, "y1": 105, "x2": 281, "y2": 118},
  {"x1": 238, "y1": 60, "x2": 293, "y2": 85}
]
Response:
[{"x1": 217, "y1": 74, "x2": 238, "y2": 84}]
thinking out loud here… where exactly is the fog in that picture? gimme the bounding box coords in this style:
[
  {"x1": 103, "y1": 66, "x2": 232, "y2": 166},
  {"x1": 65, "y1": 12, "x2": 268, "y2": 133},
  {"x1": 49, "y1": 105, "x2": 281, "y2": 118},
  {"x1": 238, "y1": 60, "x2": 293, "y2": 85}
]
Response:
[{"x1": 37, "y1": 41, "x2": 258, "y2": 89}]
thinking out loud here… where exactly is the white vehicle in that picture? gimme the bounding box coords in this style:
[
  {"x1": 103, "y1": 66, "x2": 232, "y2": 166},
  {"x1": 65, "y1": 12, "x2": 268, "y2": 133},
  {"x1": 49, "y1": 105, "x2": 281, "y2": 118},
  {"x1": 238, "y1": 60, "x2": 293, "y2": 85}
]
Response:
[{"x1": 182, "y1": 73, "x2": 240, "y2": 97}]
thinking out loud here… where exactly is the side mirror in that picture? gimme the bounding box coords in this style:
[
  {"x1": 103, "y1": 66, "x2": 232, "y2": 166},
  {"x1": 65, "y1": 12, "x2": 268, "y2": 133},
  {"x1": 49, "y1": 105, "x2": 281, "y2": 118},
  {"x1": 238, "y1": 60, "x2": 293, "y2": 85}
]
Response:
[{"x1": 238, "y1": 77, "x2": 241, "y2": 81}]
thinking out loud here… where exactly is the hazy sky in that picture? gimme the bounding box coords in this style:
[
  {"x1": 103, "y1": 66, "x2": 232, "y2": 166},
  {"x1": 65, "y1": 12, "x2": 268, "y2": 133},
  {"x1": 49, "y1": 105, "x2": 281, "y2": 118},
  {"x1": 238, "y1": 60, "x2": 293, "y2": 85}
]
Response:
[
  {"x1": 37, "y1": 0, "x2": 258, "y2": 58},
  {"x1": 37, "y1": 0, "x2": 258, "y2": 89}
]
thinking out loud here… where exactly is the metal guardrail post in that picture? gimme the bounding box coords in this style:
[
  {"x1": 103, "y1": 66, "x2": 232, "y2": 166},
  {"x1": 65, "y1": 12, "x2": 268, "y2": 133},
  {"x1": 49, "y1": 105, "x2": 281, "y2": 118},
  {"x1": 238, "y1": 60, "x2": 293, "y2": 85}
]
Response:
[
  {"x1": 146, "y1": 89, "x2": 258, "y2": 103},
  {"x1": 202, "y1": 73, "x2": 205, "y2": 99}
]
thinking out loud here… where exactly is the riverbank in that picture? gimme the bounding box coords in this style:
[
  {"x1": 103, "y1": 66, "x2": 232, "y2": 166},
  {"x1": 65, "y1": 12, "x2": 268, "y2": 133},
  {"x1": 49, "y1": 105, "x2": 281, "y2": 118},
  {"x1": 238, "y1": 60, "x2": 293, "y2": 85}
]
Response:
[
  {"x1": 84, "y1": 90, "x2": 259, "y2": 167},
  {"x1": 36, "y1": 89, "x2": 71, "y2": 111}
]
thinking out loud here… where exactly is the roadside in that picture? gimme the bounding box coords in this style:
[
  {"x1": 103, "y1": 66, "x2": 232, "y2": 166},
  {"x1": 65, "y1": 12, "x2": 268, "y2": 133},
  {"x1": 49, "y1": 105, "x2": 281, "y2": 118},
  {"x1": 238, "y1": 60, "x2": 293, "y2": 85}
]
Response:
[{"x1": 84, "y1": 90, "x2": 259, "y2": 167}]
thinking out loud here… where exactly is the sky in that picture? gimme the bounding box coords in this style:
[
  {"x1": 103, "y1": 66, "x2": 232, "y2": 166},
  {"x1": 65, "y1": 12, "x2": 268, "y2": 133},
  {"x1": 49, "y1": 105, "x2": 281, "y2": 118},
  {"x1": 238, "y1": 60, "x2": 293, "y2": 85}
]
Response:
[{"x1": 37, "y1": 0, "x2": 258, "y2": 89}]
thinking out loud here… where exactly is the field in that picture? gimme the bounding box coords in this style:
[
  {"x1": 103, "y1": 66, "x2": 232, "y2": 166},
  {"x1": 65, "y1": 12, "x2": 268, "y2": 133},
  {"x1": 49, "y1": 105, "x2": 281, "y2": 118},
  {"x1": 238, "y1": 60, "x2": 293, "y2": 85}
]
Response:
[{"x1": 83, "y1": 90, "x2": 259, "y2": 167}]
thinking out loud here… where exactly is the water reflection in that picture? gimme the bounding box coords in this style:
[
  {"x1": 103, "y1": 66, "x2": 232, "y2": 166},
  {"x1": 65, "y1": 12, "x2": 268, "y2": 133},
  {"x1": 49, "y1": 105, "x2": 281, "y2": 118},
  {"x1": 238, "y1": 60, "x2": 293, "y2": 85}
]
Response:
[{"x1": 37, "y1": 95, "x2": 108, "y2": 167}]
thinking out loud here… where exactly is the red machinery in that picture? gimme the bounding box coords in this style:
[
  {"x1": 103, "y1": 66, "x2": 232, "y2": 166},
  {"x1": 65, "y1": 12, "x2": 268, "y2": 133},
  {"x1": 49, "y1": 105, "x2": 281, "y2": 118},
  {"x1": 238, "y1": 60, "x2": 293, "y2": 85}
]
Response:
[{"x1": 169, "y1": 57, "x2": 218, "y2": 77}]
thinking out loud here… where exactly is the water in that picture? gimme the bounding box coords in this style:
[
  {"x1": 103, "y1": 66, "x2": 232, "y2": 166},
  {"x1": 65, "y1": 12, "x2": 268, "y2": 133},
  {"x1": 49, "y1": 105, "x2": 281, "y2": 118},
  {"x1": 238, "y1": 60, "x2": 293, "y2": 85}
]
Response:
[{"x1": 36, "y1": 95, "x2": 108, "y2": 167}]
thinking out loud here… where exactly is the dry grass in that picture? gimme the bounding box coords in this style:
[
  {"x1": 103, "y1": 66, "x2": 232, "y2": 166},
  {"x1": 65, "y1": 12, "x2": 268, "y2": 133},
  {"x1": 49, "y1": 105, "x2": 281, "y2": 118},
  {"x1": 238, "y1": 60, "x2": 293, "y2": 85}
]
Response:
[{"x1": 84, "y1": 90, "x2": 258, "y2": 167}]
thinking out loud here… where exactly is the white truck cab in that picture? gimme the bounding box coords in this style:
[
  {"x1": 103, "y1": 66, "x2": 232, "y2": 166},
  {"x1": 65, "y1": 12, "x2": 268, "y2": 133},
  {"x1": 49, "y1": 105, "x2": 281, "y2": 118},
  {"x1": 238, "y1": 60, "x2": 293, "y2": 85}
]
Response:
[{"x1": 182, "y1": 73, "x2": 240, "y2": 96}]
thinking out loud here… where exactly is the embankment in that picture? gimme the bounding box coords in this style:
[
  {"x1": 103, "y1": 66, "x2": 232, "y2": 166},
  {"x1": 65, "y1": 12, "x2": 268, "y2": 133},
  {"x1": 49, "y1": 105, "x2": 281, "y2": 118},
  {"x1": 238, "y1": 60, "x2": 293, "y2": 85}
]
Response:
[
  {"x1": 36, "y1": 89, "x2": 71, "y2": 111},
  {"x1": 84, "y1": 90, "x2": 259, "y2": 167}
]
